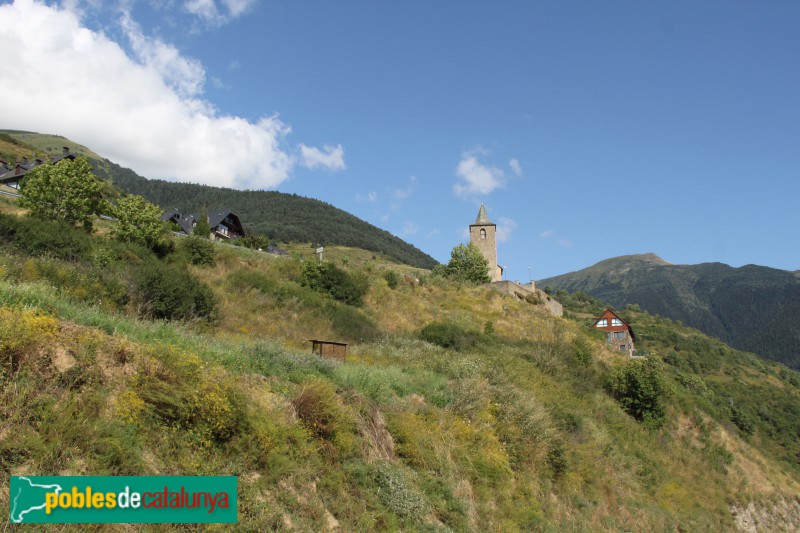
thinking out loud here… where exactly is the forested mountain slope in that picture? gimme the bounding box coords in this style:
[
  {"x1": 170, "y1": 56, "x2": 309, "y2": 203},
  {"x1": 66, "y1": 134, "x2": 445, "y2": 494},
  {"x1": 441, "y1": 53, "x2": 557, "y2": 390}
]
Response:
[
  {"x1": 0, "y1": 130, "x2": 438, "y2": 269},
  {"x1": 540, "y1": 254, "x2": 800, "y2": 369}
]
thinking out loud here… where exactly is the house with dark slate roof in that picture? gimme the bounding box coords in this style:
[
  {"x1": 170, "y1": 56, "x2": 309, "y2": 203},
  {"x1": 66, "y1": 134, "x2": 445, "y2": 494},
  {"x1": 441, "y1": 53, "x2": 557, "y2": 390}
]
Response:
[
  {"x1": 208, "y1": 209, "x2": 244, "y2": 241},
  {"x1": 0, "y1": 147, "x2": 76, "y2": 189},
  {"x1": 161, "y1": 208, "x2": 244, "y2": 241}
]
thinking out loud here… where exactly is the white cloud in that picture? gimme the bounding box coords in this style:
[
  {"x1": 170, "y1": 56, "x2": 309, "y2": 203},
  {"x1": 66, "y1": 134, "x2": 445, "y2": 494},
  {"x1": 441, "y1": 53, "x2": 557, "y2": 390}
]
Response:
[
  {"x1": 496, "y1": 216, "x2": 517, "y2": 243},
  {"x1": 120, "y1": 12, "x2": 206, "y2": 97},
  {"x1": 558, "y1": 239, "x2": 574, "y2": 248},
  {"x1": 401, "y1": 222, "x2": 418, "y2": 236},
  {"x1": 355, "y1": 191, "x2": 377, "y2": 203},
  {"x1": 393, "y1": 175, "x2": 417, "y2": 199},
  {"x1": 184, "y1": 0, "x2": 219, "y2": 22},
  {"x1": 298, "y1": 144, "x2": 346, "y2": 171},
  {"x1": 509, "y1": 158, "x2": 522, "y2": 177},
  {"x1": 539, "y1": 229, "x2": 554, "y2": 238},
  {"x1": 426, "y1": 228, "x2": 440, "y2": 239},
  {"x1": 0, "y1": 0, "x2": 340, "y2": 190},
  {"x1": 184, "y1": 0, "x2": 255, "y2": 25},
  {"x1": 454, "y1": 150, "x2": 504, "y2": 198},
  {"x1": 221, "y1": 0, "x2": 255, "y2": 18}
]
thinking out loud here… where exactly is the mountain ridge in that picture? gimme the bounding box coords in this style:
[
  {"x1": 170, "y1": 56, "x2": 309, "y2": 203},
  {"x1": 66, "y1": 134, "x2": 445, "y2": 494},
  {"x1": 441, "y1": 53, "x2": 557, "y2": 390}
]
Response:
[{"x1": 540, "y1": 254, "x2": 800, "y2": 369}]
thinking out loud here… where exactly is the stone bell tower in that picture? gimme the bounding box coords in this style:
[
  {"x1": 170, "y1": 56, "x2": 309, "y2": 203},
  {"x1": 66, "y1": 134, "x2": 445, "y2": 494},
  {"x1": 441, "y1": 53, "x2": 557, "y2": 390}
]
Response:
[{"x1": 469, "y1": 204, "x2": 503, "y2": 282}]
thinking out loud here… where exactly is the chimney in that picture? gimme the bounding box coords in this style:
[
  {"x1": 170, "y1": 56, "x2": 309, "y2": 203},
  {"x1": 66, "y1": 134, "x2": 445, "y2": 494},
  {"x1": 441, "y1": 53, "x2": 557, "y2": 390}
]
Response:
[{"x1": 62, "y1": 146, "x2": 70, "y2": 154}]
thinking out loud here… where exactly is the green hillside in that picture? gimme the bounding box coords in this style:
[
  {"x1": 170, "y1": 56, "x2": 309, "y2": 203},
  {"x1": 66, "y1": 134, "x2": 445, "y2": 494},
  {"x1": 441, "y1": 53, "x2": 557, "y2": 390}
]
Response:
[
  {"x1": 1, "y1": 199, "x2": 799, "y2": 530},
  {"x1": 0, "y1": 131, "x2": 438, "y2": 269},
  {"x1": 540, "y1": 254, "x2": 800, "y2": 370}
]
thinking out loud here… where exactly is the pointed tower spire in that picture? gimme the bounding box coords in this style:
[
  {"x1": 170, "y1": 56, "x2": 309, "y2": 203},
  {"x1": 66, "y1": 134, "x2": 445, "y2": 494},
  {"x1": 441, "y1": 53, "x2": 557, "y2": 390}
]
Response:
[{"x1": 475, "y1": 204, "x2": 492, "y2": 225}]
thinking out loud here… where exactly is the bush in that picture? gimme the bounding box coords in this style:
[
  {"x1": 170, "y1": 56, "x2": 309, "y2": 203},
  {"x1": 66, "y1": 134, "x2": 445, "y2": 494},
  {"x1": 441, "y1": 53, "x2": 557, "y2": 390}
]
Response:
[
  {"x1": 134, "y1": 261, "x2": 217, "y2": 321},
  {"x1": 324, "y1": 301, "x2": 380, "y2": 341},
  {"x1": 419, "y1": 322, "x2": 485, "y2": 351},
  {"x1": 300, "y1": 261, "x2": 370, "y2": 306},
  {"x1": 292, "y1": 379, "x2": 357, "y2": 456},
  {"x1": 0, "y1": 213, "x2": 92, "y2": 261},
  {"x1": 383, "y1": 270, "x2": 399, "y2": 289},
  {"x1": 182, "y1": 236, "x2": 216, "y2": 266},
  {"x1": 605, "y1": 356, "x2": 671, "y2": 429}
]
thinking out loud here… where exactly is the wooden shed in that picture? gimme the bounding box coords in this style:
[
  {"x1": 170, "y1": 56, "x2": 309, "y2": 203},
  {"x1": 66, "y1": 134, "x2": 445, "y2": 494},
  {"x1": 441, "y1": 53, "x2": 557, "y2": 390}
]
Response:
[{"x1": 310, "y1": 340, "x2": 348, "y2": 362}]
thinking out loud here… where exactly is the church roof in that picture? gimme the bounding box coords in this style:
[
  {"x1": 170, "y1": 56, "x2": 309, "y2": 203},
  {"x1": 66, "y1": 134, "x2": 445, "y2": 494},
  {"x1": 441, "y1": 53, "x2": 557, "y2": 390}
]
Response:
[{"x1": 474, "y1": 204, "x2": 493, "y2": 225}]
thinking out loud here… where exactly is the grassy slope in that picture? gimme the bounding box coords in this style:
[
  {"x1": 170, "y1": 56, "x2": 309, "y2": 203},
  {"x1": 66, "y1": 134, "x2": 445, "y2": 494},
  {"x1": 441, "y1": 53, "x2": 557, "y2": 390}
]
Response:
[{"x1": 1, "y1": 204, "x2": 800, "y2": 530}]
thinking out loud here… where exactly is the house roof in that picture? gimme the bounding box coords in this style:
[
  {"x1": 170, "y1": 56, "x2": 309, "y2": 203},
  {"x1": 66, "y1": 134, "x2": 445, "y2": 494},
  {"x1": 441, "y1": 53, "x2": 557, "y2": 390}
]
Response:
[
  {"x1": 160, "y1": 208, "x2": 180, "y2": 222},
  {"x1": 208, "y1": 209, "x2": 244, "y2": 236},
  {"x1": 473, "y1": 204, "x2": 493, "y2": 225},
  {"x1": 593, "y1": 308, "x2": 636, "y2": 341}
]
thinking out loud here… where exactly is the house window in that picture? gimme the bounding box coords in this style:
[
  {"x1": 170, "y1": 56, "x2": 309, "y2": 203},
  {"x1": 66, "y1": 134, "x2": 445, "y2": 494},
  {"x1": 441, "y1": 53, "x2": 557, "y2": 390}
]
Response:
[
  {"x1": 480, "y1": 228, "x2": 486, "y2": 239},
  {"x1": 611, "y1": 318, "x2": 623, "y2": 326},
  {"x1": 596, "y1": 319, "x2": 608, "y2": 327},
  {"x1": 619, "y1": 344, "x2": 627, "y2": 352},
  {"x1": 613, "y1": 331, "x2": 626, "y2": 340}
]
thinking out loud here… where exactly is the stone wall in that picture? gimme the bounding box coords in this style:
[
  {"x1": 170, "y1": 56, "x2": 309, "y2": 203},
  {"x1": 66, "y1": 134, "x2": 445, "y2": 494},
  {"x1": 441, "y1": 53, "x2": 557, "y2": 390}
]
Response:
[{"x1": 490, "y1": 281, "x2": 563, "y2": 317}]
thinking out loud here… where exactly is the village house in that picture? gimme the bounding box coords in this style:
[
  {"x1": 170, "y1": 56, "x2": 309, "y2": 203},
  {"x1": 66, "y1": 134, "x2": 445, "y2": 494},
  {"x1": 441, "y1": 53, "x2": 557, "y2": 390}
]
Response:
[
  {"x1": 208, "y1": 210, "x2": 245, "y2": 241},
  {"x1": 0, "y1": 147, "x2": 76, "y2": 189},
  {"x1": 593, "y1": 308, "x2": 637, "y2": 356},
  {"x1": 161, "y1": 208, "x2": 245, "y2": 241}
]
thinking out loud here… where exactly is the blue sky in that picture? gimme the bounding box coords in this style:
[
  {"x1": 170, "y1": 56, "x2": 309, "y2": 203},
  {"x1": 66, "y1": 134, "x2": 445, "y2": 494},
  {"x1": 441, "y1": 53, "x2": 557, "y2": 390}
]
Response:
[{"x1": 1, "y1": 1, "x2": 799, "y2": 278}]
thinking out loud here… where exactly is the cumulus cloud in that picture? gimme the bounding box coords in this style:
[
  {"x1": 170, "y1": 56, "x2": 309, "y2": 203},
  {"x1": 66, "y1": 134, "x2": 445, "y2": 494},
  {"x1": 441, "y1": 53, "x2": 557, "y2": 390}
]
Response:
[
  {"x1": 454, "y1": 151, "x2": 504, "y2": 198},
  {"x1": 558, "y1": 239, "x2": 575, "y2": 248},
  {"x1": 509, "y1": 158, "x2": 522, "y2": 177},
  {"x1": 496, "y1": 216, "x2": 517, "y2": 243},
  {"x1": 539, "y1": 229, "x2": 554, "y2": 238},
  {"x1": 298, "y1": 144, "x2": 346, "y2": 171},
  {"x1": 0, "y1": 0, "x2": 340, "y2": 190}
]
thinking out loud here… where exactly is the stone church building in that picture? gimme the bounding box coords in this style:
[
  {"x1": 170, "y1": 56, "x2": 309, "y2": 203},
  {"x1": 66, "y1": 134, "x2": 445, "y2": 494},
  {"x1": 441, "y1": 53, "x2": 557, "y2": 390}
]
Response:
[{"x1": 469, "y1": 204, "x2": 503, "y2": 282}]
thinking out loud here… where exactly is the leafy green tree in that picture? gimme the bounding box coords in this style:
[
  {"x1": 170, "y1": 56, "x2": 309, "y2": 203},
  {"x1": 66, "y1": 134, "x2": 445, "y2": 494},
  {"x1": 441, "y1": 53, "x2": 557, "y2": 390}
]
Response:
[
  {"x1": 111, "y1": 194, "x2": 169, "y2": 252},
  {"x1": 193, "y1": 213, "x2": 211, "y2": 239},
  {"x1": 442, "y1": 242, "x2": 490, "y2": 284},
  {"x1": 606, "y1": 355, "x2": 671, "y2": 429},
  {"x1": 182, "y1": 236, "x2": 216, "y2": 266},
  {"x1": 20, "y1": 156, "x2": 105, "y2": 231}
]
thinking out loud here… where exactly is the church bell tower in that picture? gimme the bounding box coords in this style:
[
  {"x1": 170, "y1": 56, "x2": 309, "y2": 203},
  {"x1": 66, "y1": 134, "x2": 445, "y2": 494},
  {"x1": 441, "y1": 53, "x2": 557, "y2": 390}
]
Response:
[{"x1": 469, "y1": 204, "x2": 502, "y2": 282}]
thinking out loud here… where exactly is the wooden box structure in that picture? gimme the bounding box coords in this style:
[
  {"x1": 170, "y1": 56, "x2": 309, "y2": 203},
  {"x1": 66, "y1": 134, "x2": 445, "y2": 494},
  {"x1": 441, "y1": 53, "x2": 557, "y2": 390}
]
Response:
[{"x1": 310, "y1": 339, "x2": 348, "y2": 362}]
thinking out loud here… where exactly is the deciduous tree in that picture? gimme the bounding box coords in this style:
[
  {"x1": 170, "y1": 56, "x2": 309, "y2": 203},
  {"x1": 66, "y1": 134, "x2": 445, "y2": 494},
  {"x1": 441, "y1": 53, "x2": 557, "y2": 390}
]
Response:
[
  {"x1": 20, "y1": 156, "x2": 104, "y2": 231},
  {"x1": 442, "y1": 242, "x2": 490, "y2": 284},
  {"x1": 111, "y1": 194, "x2": 169, "y2": 252}
]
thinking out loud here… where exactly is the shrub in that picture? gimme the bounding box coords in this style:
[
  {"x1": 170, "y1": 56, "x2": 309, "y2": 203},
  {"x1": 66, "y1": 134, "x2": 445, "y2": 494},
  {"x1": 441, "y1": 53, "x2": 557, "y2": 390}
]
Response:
[
  {"x1": 0, "y1": 213, "x2": 92, "y2": 261},
  {"x1": 324, "y1": 301, "x2": 380, "y2": 341},
  {"x1": 292, "y1": 379, "x2": 357, "y2": 456},
  {"x1": 419, "y1": 322, "x2": 485, "y2": 351},
  {"x1": 0, "y1": 306, "x2": 58, "y2": 376},
  {"x1": 383, "y1": 270, "x2": 399, "y2": 289},
  {"x1": 182, "y1": 236, "x2": 216, "y2": 266},
  {"x1": 605, "y1": 356, "x2": 671, "y2": 429},
  {"x1": 300, "y1": 261, "x2": 370, "y2": 306},
  {"x1": 134, "y1": 261, "x2": 217, "y2": 321}
]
